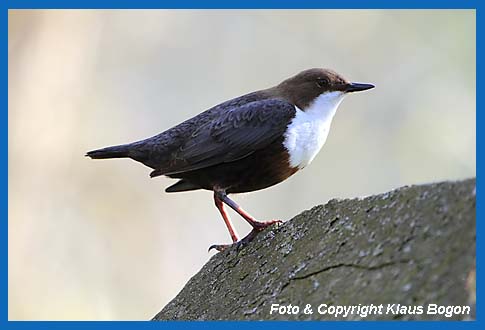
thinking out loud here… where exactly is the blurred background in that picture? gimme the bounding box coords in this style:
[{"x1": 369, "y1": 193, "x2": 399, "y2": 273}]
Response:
[{"x1": 8, "y1": 10, "x2": 475, "y2": 320}]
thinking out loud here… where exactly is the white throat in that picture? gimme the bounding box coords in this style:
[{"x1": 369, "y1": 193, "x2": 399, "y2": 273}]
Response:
[{"x1": 283, "y1": 91, "x2": 346, "y2": 169}]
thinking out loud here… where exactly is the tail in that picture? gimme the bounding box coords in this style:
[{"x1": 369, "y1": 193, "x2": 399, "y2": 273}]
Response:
[{"x1": 85, "y1": 144, "x2": 131, "y2": 159}]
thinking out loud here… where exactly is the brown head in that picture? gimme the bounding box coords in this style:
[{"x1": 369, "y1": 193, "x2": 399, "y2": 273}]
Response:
[{"x1": 274, "y1": 68, "x2": 374, "y2": 109}]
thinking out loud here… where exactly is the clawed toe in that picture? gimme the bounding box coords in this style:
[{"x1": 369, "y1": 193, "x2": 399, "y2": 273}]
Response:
[
  {"x1": 251, "y1": 219, "x2": 283, "y2": 230},
  {"x1": 208, "y1": 229, "x2": 259, "y2": 252},
  {"x1": 208, "y1": 244, "x2": 231, "y2": 252},
  {"x1": 208, "y1": 223, "x2": 282, "y2": 253}
]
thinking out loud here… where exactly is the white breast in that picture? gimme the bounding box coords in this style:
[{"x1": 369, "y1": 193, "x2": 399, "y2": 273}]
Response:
[{"x1": 283, "y1": 91, "x2": 346, "y2": 169}]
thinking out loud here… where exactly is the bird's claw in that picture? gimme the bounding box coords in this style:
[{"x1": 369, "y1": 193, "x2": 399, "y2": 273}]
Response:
[
  {"x1": 208, "y1": 221, "x2": 282, "y2": 253},
  {"x1": 251, "y1": 219, "x2": 283, "y2": 230},
  {"x1": 208, "y1": 244, "x2": 231, "y2": 252},
  {"x1": 208, "y1": 239, "x2": 251, "y2": 252}
]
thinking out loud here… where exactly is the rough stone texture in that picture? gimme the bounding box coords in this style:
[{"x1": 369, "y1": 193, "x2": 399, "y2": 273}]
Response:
[{"x1": 153, "y1": 178, "x2": 476, "y2": 321}]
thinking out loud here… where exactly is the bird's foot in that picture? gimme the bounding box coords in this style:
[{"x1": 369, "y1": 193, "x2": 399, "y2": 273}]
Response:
[
  {"x1": 208, "y1": 220, "x2": 282, "y2": 252},
  {"x1": 250, "y1": 219, "x2": 283, "y2": 230},
  {"x1": 208, "y1": 228, "x2": 260, "y2": 252}
]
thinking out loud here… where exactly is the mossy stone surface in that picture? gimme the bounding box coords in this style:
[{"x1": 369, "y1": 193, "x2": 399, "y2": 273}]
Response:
[{"x1": 153, "y1": 179, "x2": 475, "y2": 320}]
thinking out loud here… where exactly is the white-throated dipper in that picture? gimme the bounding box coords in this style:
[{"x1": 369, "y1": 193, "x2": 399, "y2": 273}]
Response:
[{"x1": 86, "y1": 68, "x2": 374, "y2": 251}]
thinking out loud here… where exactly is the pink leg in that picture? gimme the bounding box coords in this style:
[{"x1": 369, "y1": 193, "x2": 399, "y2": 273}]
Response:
[
  {"x1": 209, "y1": 190, "x2": 282, "y2": 252},
  {"x1": 213, "y1": 192, "x2": 239, "y2": 243},
  {"x1": 215, "y1": 191, "x2": 282, "y2": 230}
]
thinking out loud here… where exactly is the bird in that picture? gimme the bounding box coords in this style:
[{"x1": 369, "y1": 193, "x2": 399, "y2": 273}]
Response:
[{"x1": 86, "y1": 68, "x2": 374, "y2": 252}]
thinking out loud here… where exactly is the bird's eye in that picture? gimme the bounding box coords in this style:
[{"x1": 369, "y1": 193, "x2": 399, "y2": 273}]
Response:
[{"x1": 316, "y1": 78, "x2": 330, "y2": 88}]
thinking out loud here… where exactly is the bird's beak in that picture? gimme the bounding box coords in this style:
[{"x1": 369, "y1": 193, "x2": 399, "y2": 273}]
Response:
[{"x1": 345, "y1": 82, "x2": 375, "y2": 93}]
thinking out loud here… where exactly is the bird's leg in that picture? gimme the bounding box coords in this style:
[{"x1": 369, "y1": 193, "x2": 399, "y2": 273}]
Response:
[
  {"x1": 213, "y1": 192, "x2": 239, "y2": 243},
  {"x1": 209, "y1": 191, "x2": 240, "y2": 252},
  {"x1": 216, "y1": 191, "x2": 282, "y2": 230},
  {"x1": 208, "y1": 190, "x2": 281, "y2": 253}
]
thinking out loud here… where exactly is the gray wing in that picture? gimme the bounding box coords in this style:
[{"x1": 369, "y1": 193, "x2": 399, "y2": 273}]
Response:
[{"x1": 153, "y1": 99, "x2": 296, "y2": 176}]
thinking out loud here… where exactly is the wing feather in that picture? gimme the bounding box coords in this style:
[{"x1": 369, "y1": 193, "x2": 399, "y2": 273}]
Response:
[{"x1": 159, "y1": 99, "x2": 295, "y2": 176}]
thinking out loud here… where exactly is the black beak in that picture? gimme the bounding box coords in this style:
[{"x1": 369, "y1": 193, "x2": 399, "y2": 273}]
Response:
[{"x1": 345, "y1": 82, "x2": 375, "y2": 93}]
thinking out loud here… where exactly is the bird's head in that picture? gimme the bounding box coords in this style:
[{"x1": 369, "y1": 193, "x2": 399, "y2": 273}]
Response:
[{"x1": 277, "y1": 68, "x2": 374, "y2": 110}]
